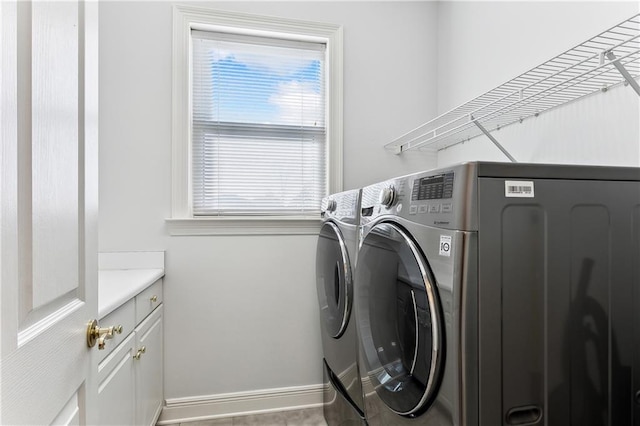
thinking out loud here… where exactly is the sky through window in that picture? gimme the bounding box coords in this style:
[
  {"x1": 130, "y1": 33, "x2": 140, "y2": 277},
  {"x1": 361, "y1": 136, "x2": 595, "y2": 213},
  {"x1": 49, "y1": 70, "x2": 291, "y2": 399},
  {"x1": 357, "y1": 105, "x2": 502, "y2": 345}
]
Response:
[{"x1": 194, "y1": 36, "x2": 325, "y2": 127}]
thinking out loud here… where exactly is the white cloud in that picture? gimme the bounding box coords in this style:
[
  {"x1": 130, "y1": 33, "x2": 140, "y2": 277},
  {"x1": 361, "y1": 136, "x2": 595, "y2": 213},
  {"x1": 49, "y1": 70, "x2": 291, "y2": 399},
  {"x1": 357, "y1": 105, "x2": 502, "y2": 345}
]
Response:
[{"x1": 269, "y1": 81, "x2": 324, "y2": 127}]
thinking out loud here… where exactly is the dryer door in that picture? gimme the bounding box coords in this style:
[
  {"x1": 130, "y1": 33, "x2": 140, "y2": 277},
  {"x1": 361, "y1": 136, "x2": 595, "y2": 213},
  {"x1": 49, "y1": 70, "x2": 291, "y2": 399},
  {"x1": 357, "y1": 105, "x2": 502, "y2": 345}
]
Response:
[
  {"x1": 316, "y1": 221, "x2": 352, "y2": 338},
  {"x1": 356, "y1": 222, "x2": 443, "y2": 416}
]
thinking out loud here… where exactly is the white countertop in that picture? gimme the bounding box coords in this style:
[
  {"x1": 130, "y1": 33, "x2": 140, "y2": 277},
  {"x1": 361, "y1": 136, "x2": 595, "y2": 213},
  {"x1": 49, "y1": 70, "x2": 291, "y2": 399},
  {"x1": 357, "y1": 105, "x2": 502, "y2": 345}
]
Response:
[{"x1": 98, "y1": 268, "x2": 164, "y2": 318}]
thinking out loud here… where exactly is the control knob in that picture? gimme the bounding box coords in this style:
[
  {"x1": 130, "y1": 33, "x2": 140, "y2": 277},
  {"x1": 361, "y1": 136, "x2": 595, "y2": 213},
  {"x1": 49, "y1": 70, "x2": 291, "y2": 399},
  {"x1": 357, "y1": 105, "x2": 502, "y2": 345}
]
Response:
[
  {"x1": 326, "y1": 199, "x2": 337, "y2": 212},
  {"x1": 379, "y1": 186, "x2": 397, "y2": 207}
]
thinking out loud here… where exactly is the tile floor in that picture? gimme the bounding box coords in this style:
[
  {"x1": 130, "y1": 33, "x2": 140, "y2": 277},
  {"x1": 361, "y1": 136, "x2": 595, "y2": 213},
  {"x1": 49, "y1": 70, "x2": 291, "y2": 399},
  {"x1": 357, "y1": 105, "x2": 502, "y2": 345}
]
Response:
[{"x1": 164, "y1": 407, "x2": 327, "y2": 426}]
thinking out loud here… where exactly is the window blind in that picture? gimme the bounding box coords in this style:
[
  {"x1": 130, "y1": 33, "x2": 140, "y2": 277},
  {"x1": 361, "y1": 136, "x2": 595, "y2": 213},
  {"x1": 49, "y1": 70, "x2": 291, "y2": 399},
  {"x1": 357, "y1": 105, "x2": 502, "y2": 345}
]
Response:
[{"x1": 191, "y1": 30, "x2": 327, "y2": 217}]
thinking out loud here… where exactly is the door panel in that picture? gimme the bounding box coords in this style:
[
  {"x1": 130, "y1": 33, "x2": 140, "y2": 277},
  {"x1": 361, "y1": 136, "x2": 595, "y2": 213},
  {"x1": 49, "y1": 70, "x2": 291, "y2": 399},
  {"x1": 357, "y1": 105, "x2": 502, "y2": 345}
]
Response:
[
  {"x1": 51, "y1": 391, "x2": 80, "y2": 426},
  {"x1": 500, "y1": 205, "x2": 545, "y2": 423},
  {"x1": 1, "y1": 1, "x2": 99, "y2": 424},
  {"x1": 31, "y1": 1, "x2": 80, "y2": 311},
  {"x1": 316, "y1": 222, "x2": 351, "y2": 338}
]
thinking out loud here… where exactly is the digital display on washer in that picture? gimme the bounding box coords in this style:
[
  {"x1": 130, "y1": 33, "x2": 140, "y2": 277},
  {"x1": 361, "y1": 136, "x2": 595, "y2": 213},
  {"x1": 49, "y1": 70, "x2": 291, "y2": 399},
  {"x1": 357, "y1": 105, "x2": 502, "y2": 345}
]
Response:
[{"x1": 412, "y1": 172, "x2": 454, "y2": 200}]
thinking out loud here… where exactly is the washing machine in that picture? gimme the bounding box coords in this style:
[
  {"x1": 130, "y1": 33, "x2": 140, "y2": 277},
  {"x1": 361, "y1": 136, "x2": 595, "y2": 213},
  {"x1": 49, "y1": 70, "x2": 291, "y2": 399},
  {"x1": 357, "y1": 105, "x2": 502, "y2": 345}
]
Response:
[
  {"x1": 316, "y1": 189, "x2": 366, "y2": 425},
  {"x1": 354, "y1": 161, "x2": 640, "y2": 426}
]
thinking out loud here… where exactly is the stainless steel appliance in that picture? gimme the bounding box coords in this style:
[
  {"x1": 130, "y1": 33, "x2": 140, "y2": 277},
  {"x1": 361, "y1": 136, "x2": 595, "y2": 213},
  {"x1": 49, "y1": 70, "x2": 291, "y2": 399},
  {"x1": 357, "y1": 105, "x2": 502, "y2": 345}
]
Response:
[
  {"x1": 355, "y1": 162, "x2": 640, "y2": 425},
  {"x1": 316, "y1": 189, "x2": 366, "y2": 425}
]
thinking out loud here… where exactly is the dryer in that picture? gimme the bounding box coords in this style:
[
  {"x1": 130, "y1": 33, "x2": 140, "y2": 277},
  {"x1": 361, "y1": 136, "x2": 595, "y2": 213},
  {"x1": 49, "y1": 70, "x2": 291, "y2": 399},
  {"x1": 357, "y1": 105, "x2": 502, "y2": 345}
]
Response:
[
  {"x1": 316, "y1": 189, "x2": 366, "y2": 425},
  {"x1": 355, "y1": 162, "x2": 640, "y2": 426}
]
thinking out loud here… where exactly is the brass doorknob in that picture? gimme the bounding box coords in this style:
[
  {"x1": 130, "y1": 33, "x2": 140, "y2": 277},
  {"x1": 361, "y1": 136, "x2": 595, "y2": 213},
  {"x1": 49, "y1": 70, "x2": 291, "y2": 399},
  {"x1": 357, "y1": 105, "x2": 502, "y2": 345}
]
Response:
[
  {"x1": 150, "y1": 295, "x2": 158, "y2": 303},
  {"x1": 86, "y1": 320, "x2": 123, "y2": 349}
]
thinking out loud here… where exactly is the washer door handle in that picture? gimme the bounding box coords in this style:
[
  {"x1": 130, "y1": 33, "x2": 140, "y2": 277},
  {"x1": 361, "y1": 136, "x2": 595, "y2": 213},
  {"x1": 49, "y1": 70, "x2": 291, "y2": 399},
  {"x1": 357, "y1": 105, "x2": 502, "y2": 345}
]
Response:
[
  {"x1": 334, "y1": 261, "x2": 342, "y2": 306},
  {"x1": 408, "y1": 289, "x2": 419, "y2": 375}
]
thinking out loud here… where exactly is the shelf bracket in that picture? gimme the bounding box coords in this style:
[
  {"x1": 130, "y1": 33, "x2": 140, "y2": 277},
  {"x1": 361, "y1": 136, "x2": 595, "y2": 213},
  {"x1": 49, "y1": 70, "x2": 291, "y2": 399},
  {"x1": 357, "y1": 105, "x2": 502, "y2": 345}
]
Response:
[
  {"x1": 606, "y1": 51, "x2": 640, "y2": 97},
  {"x1": 471, "y1": 118, "x2": 517, "y2": 163}
]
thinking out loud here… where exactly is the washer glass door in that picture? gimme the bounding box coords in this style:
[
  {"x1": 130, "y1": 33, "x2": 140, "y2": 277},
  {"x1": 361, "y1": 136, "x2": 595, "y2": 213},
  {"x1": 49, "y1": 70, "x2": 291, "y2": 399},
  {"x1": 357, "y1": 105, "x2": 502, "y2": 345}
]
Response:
[
  {"x1": 316, "y1": 221, "x2": 352, "y2": 338},
  {"x1": 356, "y1": 222, "x2": 442, "y2": 416}
]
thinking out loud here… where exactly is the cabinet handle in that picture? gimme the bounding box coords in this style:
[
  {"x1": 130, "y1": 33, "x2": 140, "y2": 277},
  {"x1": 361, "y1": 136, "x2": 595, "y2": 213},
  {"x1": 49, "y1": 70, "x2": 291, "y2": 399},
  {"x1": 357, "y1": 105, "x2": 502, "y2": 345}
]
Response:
[
  {"x1": 150, "y1": 295, "x2": 158, "y2": 303},
  {"x1": 133, "y1": 346, "x2": 146, "y2": 360}
]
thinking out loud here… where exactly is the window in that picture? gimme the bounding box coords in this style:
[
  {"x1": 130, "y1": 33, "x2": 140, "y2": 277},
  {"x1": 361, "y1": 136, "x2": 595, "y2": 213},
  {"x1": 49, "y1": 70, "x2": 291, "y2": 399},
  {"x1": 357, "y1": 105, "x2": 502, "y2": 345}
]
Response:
[
  {"x1": 192, "y1": 32, "x2": 326, "y2": 216},
  {"x1": 170, "y1": 6, "x2": 343, "y2": 235}
]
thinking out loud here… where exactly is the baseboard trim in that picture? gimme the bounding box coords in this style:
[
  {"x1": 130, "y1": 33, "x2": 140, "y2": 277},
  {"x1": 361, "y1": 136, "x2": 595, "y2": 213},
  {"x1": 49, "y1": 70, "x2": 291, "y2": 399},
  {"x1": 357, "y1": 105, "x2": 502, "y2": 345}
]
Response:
[{"x1": 156, "y1": 384, "x2": 324, "y2": 425}]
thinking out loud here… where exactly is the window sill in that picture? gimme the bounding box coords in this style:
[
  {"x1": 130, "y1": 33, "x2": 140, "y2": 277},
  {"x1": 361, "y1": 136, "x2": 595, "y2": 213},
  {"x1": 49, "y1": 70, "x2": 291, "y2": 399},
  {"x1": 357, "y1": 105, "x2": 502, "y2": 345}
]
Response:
[{"x1": 165, "y1": 217, "x2": 322, "y2": 236}]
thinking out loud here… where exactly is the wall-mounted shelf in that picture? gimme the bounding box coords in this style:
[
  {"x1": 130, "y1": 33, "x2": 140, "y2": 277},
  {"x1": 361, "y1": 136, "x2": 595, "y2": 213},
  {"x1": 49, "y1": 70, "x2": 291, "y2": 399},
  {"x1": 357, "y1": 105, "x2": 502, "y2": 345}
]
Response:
[{"x1": 385, "y1": 13, "x2": 640, "y2": 159}]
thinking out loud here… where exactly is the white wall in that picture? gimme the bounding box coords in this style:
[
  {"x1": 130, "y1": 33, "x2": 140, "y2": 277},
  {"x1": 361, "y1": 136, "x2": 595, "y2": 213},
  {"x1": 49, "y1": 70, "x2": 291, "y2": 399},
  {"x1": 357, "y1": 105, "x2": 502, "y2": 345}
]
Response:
[
  {"x1": 99, "y1": 0, "x2": 640, "y2": 413},
  {"x1": 435, "y1": 1, "x2": 640, "y2": 166},
  {"x1": 98, "y1": 1, "x2": 439, "y2": 403}
]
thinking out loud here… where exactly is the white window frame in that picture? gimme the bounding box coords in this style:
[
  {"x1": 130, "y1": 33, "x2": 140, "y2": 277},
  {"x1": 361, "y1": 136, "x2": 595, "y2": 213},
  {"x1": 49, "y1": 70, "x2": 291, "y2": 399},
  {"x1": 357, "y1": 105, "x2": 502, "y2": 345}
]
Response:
[{"x1": 168, "y1": 5, "x2": 343, "y2": 236}]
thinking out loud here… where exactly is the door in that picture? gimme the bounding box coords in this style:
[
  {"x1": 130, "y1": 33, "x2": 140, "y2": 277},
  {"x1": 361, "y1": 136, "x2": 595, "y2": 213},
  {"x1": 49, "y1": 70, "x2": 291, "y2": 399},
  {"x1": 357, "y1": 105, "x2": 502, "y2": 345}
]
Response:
[
  {"x1": 355, "y1": 222, "x2": 443, "y2": 417},
  {"x1": 1, "y1": 1, "x2": 99, "y2": 424},
  {"x1": 316, "y1": 221, "x2": 352, "y2": 338}
]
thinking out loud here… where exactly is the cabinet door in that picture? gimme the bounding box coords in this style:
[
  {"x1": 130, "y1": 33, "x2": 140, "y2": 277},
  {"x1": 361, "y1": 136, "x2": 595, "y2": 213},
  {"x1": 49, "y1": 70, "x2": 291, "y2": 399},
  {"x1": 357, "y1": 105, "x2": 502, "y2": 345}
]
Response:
[
  {"x1": 97, "y1": 333, "x2": 136, "y2": 426},
  {"x1": 135, "y1": 305, "x2": 164, "y2": 426}
]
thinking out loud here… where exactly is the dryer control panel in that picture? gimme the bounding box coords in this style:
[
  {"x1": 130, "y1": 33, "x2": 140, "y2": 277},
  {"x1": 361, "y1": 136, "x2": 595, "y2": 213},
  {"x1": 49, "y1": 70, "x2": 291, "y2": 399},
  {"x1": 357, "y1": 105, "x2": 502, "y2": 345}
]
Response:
[{"x1": 321, "y1": 189, "x2": 361, "y2": 226}]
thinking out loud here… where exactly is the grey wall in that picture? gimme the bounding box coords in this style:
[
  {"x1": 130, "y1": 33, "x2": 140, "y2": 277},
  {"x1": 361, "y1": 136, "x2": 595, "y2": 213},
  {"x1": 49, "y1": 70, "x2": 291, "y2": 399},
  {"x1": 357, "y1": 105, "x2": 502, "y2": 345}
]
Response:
[
  {"x1": 435, "y1": 1, "x2": 640, "y2": 166},
  {"x1": 99, "y1": 1, "x2": 438, "y2": 400},
  {"x1": 99, "y1": 0, "x2": 640, "y2": 404}
]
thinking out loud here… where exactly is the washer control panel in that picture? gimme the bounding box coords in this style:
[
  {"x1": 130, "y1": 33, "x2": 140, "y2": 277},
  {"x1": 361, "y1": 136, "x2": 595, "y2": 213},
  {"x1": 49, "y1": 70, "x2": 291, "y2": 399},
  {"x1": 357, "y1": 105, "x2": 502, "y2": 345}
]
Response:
[
  {"x1": 411, "y1": 172, "x2": 454, "y2": 201},
  {"x1": 361, "y1": 163, "x2": 480, "y2": 231},
  {"x1": 379, "y1": 186, "x2": 397, "y2": 207},
  {"x1": 409, "y1": 171, "x2": 455, "y2": 217}
]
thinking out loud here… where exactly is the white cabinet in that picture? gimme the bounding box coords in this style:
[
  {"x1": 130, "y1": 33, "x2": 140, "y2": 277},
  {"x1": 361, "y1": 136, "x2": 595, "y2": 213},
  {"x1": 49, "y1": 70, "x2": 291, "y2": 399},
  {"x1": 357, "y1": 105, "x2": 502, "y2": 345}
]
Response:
[
  {"x1": 98, "y1": 333, "x2": 136, "y2": 426},
  {"x1": 98, "y1": 279, "x2": 163, "y2": 426},
  {"x1": 135, "y1": 306, "x2": 164, "y2": 426}
]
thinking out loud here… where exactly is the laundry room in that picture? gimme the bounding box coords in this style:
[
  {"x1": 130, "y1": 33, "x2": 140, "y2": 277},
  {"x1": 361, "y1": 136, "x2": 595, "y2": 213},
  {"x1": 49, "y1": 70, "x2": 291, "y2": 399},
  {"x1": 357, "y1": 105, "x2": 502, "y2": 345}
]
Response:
[{"x1": 1, "y1": 1, "x2": 639, "y2": 425}]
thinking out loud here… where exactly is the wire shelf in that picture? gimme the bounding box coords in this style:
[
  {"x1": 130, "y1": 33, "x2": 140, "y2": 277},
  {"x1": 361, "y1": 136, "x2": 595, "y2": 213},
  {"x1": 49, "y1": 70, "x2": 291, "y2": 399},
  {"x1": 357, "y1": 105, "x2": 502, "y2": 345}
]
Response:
[{"x1": 385, "y1": 13, "x2": 640, "y2": 154}]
